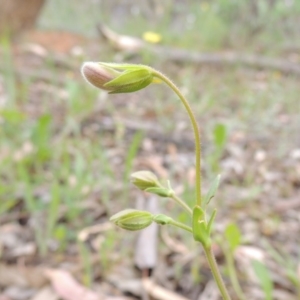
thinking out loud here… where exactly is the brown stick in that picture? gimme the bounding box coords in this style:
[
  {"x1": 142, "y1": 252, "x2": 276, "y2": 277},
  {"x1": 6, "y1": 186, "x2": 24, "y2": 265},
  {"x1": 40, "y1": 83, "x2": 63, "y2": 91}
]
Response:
[{"x1": 97, "y1": 23, "x2": 300, "y2": 76}]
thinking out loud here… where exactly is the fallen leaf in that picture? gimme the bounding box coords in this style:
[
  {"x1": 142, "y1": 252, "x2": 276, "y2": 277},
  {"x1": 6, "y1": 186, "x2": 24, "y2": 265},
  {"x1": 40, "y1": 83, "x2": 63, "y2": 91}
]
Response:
[
  {"x1": 45, "y1": 269, "x2": 99, "y2": 300},
  {"x1": 142, "y1": 278, "x2": 189, "y2": 300},
  {"x1": 0, "y1": 264, "x2": 46, "y2": 288},
  {"x1": 30, "y1": 287, "x2": 58, "y2": 300}
]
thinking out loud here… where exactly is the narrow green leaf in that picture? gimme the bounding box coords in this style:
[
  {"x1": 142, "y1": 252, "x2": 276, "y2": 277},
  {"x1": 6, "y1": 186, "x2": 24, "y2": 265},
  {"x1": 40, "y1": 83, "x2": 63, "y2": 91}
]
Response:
[
  {"x1": 224, "y1": 223, "x2": 241, "y2": 251},
  {"x1": 252, "y1": 260, "x2": 273, "y2": 300},
  {"x1": 207, "y1": 209, "x2": 217, "y2": 236},
  {"x1": 204, "y1": 174, "x2": 221, "y2": 206},
  {"x1": 214, "y1": 123, "x2": 227, "y2": 148}
]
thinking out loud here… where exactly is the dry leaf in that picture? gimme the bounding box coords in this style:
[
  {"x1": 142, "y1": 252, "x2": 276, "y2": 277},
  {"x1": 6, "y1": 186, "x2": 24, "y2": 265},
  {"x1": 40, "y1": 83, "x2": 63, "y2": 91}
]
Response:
[
  {"x1": 45, "y1": 269, "x2": 99, "y2": 300},
  {"x1": 0, "y1": 264, "x2": 46, "y2": 288},
  {"x1": 30, "y1": 287, "x2": 58, "y2": 300},
  {"x1": 142, "y1": 278, "x2": 189, "y2": 300}
]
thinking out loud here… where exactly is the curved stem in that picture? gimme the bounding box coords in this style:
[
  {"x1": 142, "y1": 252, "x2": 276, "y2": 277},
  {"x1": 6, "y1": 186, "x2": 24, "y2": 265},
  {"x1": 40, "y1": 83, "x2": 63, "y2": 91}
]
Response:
[
  {"x1": 169, "y1": 219, "x2": 193, "y2": 233},
  {"x1": 171, "y1": 194, "x2": 193, "y2": 215},
  {"x1": 151, "y1": 69, "x2": 202, "y2": 207},
  {"x1": 203, "y1": 246, "x2": 232, "y2": 300}
]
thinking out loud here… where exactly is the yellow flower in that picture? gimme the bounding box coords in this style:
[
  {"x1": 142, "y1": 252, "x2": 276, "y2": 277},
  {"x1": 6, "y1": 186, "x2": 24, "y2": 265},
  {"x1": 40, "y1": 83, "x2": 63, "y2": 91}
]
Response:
[{"x1": 142, "y1": 31, "x2": 162, "y2": 44}]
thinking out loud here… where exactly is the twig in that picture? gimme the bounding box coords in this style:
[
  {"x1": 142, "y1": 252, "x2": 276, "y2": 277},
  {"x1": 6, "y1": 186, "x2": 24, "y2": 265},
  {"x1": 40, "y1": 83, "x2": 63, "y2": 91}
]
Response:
[{"x1": 97, "y1": 23, "x2": 300, "y2": 76}]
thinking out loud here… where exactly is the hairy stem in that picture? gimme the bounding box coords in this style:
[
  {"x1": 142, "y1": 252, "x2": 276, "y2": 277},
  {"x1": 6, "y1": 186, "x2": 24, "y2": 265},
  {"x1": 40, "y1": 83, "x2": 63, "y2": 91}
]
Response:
[
  {"x1": 204, "y1": 246, "x2": 232, "y2": 300},
  {"x1": 151, "y1": 69, "x2": 202, "y2": 207},
  {"x1": 171, "y1": 194, "x2": 193, "y2": 215},
  {"x1": 169, "y1": 219, "x2": 193, "y2": 233}
]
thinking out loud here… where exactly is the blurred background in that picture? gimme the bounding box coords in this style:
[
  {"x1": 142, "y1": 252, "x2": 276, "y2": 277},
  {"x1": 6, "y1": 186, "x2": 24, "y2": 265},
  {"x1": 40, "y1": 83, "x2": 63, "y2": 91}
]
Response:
[{"x1": 0, "y1": 1, "x2": 299, "y2": 299}]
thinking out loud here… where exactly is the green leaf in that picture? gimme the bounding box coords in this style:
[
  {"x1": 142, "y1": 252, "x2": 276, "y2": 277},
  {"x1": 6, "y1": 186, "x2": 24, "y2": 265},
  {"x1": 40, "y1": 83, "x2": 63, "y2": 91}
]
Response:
[
  {"x1": 224, "y1": 223, "x2": 241, "y2": 251},
  {"x1": 207, "y1": 209, "x2": 217, "y2": 236},
  {"x1": 204, "y1": 174, "x2": 221, "y2": 206},
  {"x1": 214, "y1": 123, "x2": 227, "y2": 149},
  {"x1": 0, "y1": 109, "x2": 26, "y2": 123},
  {"x1": 252, "y1": 260, "x2": 273, "y2": 300}
]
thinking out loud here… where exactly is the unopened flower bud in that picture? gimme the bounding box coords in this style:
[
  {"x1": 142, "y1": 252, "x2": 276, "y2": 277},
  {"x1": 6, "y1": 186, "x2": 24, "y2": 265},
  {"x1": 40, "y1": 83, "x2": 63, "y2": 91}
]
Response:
[
  {"x1": 81, "y1": 62, "x2": 154, "y2": 94},
  {"x1": 110, "y1": 209, "x2": 153, "y2": 231},
  {"x1": 130, "y1": 171, "x2": 160, "y2": 191},
  {"x1": 81, "y1": 62, "x2": 120, "y2": 91}
]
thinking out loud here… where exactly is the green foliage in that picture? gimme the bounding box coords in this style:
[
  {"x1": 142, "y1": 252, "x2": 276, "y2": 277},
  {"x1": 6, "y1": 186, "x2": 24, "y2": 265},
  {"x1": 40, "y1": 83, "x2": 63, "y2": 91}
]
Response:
[
  {"x1": 208, "y1": 123, "x2": 228, "y2": 173},
  {"x1": 252, "y1": 260, "x2": 273, "y2": 300},
  {"x1": 224, "y1": 223, "x2": 241, "y2": 252},
  {"x1": 204, "y1": 174, "x2": 221, "y2": 206}
]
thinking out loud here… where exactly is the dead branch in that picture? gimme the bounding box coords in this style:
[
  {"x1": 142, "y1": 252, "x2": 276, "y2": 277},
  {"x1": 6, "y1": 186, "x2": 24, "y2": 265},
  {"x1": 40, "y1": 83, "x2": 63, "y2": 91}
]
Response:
[{"x1": 98, "y1": 23, "x2": 300, "y2": 76}]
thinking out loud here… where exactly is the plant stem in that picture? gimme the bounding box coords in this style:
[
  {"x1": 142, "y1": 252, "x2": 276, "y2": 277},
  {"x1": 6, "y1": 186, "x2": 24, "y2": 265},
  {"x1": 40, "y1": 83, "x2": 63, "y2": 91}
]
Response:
[
  {"x1": 204, "y1": 246, "x2": 232, "y2": 300},
  {"x1": 171, "y1": 194, "x2": 193, "y2": 215},
  {"x1": 223, "y1": 246, "x2": 246, "y2": 300},
  {"x1": 151, "y1": 69, "x2": 202, "y2": 207},
  {"x1": 169, "y1": 219, "x2": 193, "y2": 233}
]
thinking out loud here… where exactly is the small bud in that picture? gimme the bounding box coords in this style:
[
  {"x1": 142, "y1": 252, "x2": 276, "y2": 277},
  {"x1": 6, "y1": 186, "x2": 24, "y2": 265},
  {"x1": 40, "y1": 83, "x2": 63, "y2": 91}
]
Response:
[
  {"x1": 81, "y1": 62, "x2": 154, "y2": 94},
  {"x1": 110, "y1": 209, "x2": 153, "y2": 231},
  {"x1": 130, "y1": 171, "x2": 160, "y2": 191}
]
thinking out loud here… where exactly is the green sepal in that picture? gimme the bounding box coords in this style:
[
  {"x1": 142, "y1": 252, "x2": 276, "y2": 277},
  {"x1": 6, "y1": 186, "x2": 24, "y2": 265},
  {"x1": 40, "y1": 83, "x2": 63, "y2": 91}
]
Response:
[
  {"x1": 109, "y1": 77, "x2": 153, "y2": 93},
  {"x1": 130, "y1": 170, "x2": 160, "y2": 191},
  {"x1": 104, "y1": 69, "x2": 151, "y2": 86},
  {"x1": 104, "y1": 69, "x2": 153, "y2": 93},
  {"x1": 204, "y1": 174, "x2": 221, "y2": 206},
  {"x1": 153, "y1": 214, "x2": 173, "y2": 225},
  {"x1": 145, "y1": 187, "x2": 174, "y2": 197},
  {"x1": 99, "y1": 62, "x2": 149, "y2": 71},
  {"x1": 110, "y1": 209, "x2": 153, "y2": 231}
]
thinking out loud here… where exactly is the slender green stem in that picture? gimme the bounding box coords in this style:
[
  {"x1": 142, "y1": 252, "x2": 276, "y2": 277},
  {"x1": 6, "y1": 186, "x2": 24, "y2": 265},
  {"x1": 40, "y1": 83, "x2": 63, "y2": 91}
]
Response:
[
  {"x1": 204, "y1": 246, "x2": 232, "y2": 300},
  {"x1": 171, "y1": 194, "x2": 193, "y2": 215},
  {"x1": 151, "y1": 69, "x2": 202, "y2": 207},
  {"x1": 222, "y1": 245, "x2": 246, "y2": 300},
  {"x1": 169, "y1": 219, "x2": 193, "y2": 233}
]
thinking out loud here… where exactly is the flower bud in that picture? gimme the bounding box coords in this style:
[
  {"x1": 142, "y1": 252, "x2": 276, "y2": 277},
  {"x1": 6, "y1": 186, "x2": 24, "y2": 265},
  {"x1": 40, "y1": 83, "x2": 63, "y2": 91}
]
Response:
[
  {"x1": 110, "y1": 209, "x2": 153, "y2": 231},
  {"x1": 81, "y1": 62, "x2": 120, "y2": 91},
  {"x1": 81, "y1": 62, "x2": 154, "y2": 94},
  {"x1": 130, "y1": 171, "x2": 160, "y2": 191}
]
